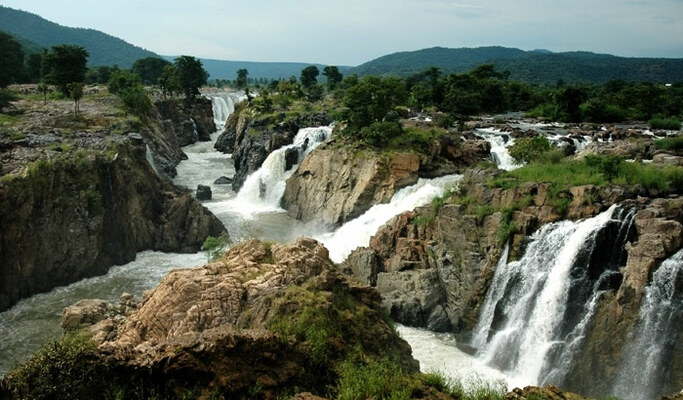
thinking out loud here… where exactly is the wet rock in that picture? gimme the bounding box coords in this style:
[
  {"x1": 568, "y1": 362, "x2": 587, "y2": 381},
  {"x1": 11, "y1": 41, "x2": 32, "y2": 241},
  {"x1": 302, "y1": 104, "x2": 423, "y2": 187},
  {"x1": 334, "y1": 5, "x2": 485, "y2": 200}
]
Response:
[
  {"x1": 196, "y1": 184, "x2": 212, "y2": 200},
  {"x1": 284, "y1": 147, "x2": 299, "y2": 171},
  {"x1": 214, "y1": 176, "x2": 232, "y2": 184}
]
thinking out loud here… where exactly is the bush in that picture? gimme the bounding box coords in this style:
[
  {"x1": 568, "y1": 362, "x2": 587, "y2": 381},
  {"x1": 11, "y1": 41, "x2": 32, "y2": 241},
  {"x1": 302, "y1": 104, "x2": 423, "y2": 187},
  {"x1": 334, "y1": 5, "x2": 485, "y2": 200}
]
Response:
[
  {"x1": 118, "y1": 87, "x2": 152, "y2": 117},
  {"x1": 653, "y1": 135, "x2": 683, "y2": 151},
  {"x1": 648, "y1": 117, "x2": 681, "y2": 130},
  {"x1": 201, "y1": 233, "x2": 230, "y2": 261},
  {"x1": 358, "y1": 121, "x2": 404, "y2": 147},
  {"x1": 508, "y1": 135, "x2": 552, "y2": 164},
  {"x1": 4, "y1": 332, "x2": 107, "y2": 400}
]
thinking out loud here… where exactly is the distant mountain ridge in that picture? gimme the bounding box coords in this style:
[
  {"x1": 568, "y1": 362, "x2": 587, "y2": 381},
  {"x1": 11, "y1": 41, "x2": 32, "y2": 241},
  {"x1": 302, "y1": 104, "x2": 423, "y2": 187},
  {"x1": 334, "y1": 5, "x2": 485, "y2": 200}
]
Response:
[
  {"x1": 348, "y1": 46, "x2": 683, "y2": 84},
  {"x1": 0, "y1": 6, "x2": 159, "y2": 68},
  {"x1": 178, "y1": 58, "x2": 352, "y2": 81}
]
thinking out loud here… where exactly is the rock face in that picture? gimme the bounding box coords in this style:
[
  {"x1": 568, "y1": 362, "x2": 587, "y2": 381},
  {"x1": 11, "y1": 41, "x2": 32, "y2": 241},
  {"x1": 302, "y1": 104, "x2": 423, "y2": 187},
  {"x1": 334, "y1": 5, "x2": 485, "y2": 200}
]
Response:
[
  {"x1": 154, "y1": 98, "x2": 215, "y2": 143},
  {"x1": 342, "y1": 168, "x2": 683, "y2": 396},
  {"x1": 213, "y1": 103, "x2": 332, "y2": 191},
  {"x1": 0, "y1": 138, "x2": 226, "y2": 311},
  {"x1": 563, "y1": 197, "x2": 683, "y2": 397},
  {"x1": 282, "y1": 135, "x2": 490, "y2": 227},
  {"x1": 3, "y1": 238, "x2": 419, "y2": 399}
]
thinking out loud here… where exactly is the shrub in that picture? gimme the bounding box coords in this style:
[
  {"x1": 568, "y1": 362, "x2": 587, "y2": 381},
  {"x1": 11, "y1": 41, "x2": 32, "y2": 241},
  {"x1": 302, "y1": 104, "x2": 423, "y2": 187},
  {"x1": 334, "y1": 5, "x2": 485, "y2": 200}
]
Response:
[
  {"x1": 648, "y1": 117, "x2": 681, "y2": 130},
  {"x1": 653, "y1": 135, "x2": 683, "y2": 151},
  {"x1": 201, "y1": 233, "x2": 230, "y2": 261},
  {"x1": 508, "y1": 135, "x2": 552, "y2": 164},
  {"x1": 119, "y1": 87, "x2": 152, "y2": 117}
]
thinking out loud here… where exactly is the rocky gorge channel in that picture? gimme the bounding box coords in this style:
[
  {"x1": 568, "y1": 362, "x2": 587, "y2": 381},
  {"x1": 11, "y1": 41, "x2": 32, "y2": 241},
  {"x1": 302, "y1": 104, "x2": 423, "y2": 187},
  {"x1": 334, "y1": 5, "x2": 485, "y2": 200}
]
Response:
[{"x1": 0, "y1": 91, "x2": 682, "y2": 399}]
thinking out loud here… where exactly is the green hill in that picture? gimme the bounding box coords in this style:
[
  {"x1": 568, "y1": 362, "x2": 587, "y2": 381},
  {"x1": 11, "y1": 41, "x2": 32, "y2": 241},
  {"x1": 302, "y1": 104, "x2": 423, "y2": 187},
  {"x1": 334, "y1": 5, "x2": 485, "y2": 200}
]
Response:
[
  {"x1": 348, "y1": 46, "x2": 683, "y2": 84},
  {"x1": 0, "y1": 6, "x2": 159, "y2": 68}
]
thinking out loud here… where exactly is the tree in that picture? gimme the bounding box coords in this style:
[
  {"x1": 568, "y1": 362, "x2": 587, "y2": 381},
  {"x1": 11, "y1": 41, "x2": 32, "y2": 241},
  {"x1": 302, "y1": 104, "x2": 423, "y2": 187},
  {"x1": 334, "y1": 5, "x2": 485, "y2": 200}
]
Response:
[
  {"x1": 26, "y1": 52, "x2": 44, "y2": 83},
  {"x1": 67, "y1": 82, "x2": 83, "y2": 116},
  {"x1": 300, "y1": 65, "x2": 319, "y2": 89},
  {"x1": 343, "y1": 76, "x2": 407, "y2": 134},
  {"x1": 173, "y1": 56, "x2": 208, "y2": 99},
  {"x1": 236, "y1": 68, "x2": 248, "y2": 89},
  {"x1": 554, "y1": 86, "x2": 587, "y2": 122},
  {"x1": 43, "y1": 44, "x2": 89, "y2": 94},
  {"x1": 158, "y1": 65, "x2": 180, "y2": 98},
  {"x1": 132, "y1": 57, "x2": 171, "y2": 85},
  {"x1": 107, "y1": 70, "x2": 142, "y2": 95},
  {"x1": 0, "y1": 32, "x2": 25, "y2": 87},
  {"x1": 322, "y1": 66, "x2": 343, "y2": 91}
]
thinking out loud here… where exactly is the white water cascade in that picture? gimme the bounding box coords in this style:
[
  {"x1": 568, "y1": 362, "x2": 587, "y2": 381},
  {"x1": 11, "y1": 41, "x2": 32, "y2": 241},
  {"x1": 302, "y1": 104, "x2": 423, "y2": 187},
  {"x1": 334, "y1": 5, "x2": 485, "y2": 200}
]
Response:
[
  {"x1": 317, "y1": 174, "x2": 462, "y2": 263},
  {"x1": 613, "y1": 249, "x2": 683, "y2": 400},
  {"x1": 206, "y1": 93, "x2": 244, "y2": 129},
  {"x1": 472, "y1": 205, "x2": 636, "y2": 388},
  {"x1": 228, "y1": 126, "x2": 332, "y2": 215},
  {"x1": 474, "y1": 128, "x2": 521, "y2": 171}
]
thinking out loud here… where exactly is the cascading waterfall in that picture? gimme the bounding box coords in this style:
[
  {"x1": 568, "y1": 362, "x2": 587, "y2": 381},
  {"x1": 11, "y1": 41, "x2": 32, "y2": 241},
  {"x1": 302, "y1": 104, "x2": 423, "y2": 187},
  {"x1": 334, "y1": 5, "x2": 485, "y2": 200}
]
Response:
[
  {"x1": 472, "y1": 205, "x2": 636, "y2": 388},
  {"x1": 230, "y1": 126, "x2": 332, "y2": 214},
  {"x1": 317, "y1": 174, "x2": 462, "y2": 263},
  {"x1": 474, "y1": 128, "x2": 520, "y2": 171},
  {"x1": 612, "y1": 248, "x2": 683, "y2": 400},
  {"x1": 207, "y1": 93, "x2": 244, "y2": 129}
]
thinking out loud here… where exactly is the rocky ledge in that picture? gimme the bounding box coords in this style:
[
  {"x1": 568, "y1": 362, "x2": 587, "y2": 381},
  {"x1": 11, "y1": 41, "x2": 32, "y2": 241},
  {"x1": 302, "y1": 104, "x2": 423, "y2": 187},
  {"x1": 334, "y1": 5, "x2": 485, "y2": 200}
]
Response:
[
  {"x1": 213, "y1": 102, "x2": 333, "y2": 192},
  {"x1": 1, "y1": 238, "x2": 421, "y2": 399},
  {"x1": 0, "y1": 135, "x2": 226, "y2": 312},
  {"x1": 281, "y1": 134, "x2": 490, "y2": 227}
]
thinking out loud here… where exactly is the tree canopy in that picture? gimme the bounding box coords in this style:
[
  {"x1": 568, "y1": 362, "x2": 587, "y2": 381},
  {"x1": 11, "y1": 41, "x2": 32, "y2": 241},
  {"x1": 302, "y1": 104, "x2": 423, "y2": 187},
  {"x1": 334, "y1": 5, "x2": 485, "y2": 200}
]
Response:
[
  {"x1": 132, "y1": 57, "x2": 171, "y2": 85},
  {"x1": 236, "y1": 68, "x2": 248, "y2": 89},
  {"x1": 300, "y1": 66, "x2": 319, "y2": 89},
  {"x1": 43, "y1": 44, "x2": 89, "y2": 93},
  {"x1": 322, "y1": 66, "x2": 343, "y2": 91},
  {"x1": 173, "y1": 55, "x2": 208, "y2": 98},
  {"x1": 0, "y1": 32, "x2": 25, "y2": 87}
]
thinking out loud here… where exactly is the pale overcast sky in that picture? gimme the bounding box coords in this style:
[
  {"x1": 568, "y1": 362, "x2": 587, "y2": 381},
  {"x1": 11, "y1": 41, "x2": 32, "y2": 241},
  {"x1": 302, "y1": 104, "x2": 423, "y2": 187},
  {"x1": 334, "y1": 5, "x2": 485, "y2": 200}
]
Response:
[{"x1": 2, "y1": 0, "x2": 682, "y2": 65}]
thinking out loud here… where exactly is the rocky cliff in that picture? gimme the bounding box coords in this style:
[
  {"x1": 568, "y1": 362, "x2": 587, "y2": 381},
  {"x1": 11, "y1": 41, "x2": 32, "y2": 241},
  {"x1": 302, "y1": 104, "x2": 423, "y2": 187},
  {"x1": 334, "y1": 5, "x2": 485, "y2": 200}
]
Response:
[
  {"x1": 1, "y1": 238, "x2": 421, "y2": 399},
  {"x1": 0, "y1": 135, "x2": 226, "y2": 311},
  {"x1": 213, "y1": 102, "x2": 332, "y2": 191},
  {"x1": 342, "y1": 167, "x2": 683, "y2": 396},
  {"x1": 281, "y1": 135, "x2": 490, "y2": 227}
]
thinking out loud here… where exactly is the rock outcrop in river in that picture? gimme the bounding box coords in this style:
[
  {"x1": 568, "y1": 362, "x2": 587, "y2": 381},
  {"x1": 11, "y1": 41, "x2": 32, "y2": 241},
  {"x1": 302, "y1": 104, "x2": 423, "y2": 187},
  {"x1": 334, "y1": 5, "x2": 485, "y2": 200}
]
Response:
[
  {"x1": 342, "y1": 165, "x2": 683, "y2": 396},
  {"x1": 1, "y1": 238, "x2": 421, "y2": 399},
  {"x1": 213, "y1": 102, "x2": 332, "y2": 191},
  {"x1": 281, "y1": 135, "x2": 490, "y2": 227}
]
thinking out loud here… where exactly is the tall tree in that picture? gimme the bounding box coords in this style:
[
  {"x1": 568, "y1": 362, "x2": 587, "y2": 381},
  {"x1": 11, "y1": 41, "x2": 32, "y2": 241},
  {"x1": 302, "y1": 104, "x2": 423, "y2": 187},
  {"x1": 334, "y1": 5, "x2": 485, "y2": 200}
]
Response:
[
  {"x1": 173, "y1": 55, "x2": 208, "y2": 99},
  {"x1": 158, "y1": 65, "x2": 180, "y2": 98},
  {"x1": 322, "y1": 66, "x2": 343, "y2": 91},
  {"x1": 43, "y1": 44, "x2": 89, "y2": 94},
  {"x1": 236, "y1": 68, "x2": 248, "y2": 89},
  {"x1": 300, "y1": 66, "x2": 319, "y2": 90},
  {"x1": 0, "y1": 32, "x2": 25, "y2": 87},
  {"x1": 132, "y1": 57, "x2": 171, "y2": 85}
]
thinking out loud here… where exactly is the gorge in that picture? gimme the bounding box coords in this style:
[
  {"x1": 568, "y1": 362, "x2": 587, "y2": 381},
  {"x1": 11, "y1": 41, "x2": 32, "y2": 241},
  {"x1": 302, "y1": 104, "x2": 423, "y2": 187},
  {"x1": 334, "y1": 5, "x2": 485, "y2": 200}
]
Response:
[{"x1": 0, "y1": 90, "x2": 681, "y2": 400}]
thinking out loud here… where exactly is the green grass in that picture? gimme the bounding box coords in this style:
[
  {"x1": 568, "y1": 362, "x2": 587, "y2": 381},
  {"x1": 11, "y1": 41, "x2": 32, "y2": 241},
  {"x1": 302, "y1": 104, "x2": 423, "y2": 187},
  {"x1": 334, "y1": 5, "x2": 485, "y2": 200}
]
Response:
[
  {"x1": 654, "y1": 135, "x2": 683, "y2": 151},
  {"x1": 648, "y1": 117, "x2": 681, "y2": 130},
  {"x1": 488, "y1": 155, "x2": 683, "y2": 216}
]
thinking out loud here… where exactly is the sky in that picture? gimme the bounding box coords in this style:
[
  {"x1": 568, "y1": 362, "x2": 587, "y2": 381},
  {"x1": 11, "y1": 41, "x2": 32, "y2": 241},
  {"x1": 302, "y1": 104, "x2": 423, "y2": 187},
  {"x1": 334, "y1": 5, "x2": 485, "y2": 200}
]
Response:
[{"x1": 2, "y1": 0, "x2": 682, "y2": 66}]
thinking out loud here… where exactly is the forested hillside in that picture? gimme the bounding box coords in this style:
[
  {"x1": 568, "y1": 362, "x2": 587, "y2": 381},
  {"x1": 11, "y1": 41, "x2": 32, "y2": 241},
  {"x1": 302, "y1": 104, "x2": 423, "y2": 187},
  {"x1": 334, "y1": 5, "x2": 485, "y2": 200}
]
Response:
[
  {"x1": 349, "y1": 46, "x2": 683, "y2": 84},
  {"x1": 0, "y1": 6, "x2": 158, "y2": 67}
]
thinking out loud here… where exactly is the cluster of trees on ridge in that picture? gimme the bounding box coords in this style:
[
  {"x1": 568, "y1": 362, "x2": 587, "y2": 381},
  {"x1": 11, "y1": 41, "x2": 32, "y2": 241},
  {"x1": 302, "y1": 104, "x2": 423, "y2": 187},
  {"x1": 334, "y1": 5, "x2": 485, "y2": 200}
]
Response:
[{"x1": 2, "y1": 28, "x2": 682, "y2": 133}]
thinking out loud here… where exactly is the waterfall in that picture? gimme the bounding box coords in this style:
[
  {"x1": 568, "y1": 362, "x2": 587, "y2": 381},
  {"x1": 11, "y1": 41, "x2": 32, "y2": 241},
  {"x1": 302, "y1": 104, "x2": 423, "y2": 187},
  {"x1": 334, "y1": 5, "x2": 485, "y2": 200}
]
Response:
[
  {"x1": 474, "y1": 128, "x2": 521, "y2": 171},
  {"x1": 472, "y1": 205, "x2": 636, "y2": 388},
  {"x1": 317, "y1": 174, "x2": 462, "y2": 263},
  {"x1": 613, "y1": 248, "x2": 683, "y2": 400},
  {"x1": 207, "y1": 93, "x2": 244, "y2": 130},
  {"x1": 230, "y1": 126, "x2": 332, "y2": 215}
]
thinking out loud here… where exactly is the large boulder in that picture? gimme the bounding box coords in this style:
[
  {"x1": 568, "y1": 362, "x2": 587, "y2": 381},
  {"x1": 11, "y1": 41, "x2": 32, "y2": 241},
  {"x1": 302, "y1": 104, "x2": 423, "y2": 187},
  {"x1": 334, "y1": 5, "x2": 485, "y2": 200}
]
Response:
[{"x1": 2, "y1": 238, "x2": 419, "y2": 399}]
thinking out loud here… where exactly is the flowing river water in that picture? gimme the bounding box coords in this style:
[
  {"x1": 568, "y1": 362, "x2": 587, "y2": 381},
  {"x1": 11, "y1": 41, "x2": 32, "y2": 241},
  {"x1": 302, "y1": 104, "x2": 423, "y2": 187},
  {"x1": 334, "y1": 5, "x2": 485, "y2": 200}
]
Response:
[{"x1": 1, "y1": 96, "x2": 679, "y2": 399}]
